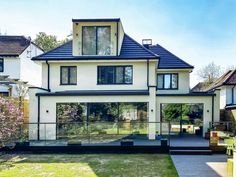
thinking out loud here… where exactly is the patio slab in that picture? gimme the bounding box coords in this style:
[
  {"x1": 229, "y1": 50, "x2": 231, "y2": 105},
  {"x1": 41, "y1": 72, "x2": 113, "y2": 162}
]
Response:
[
  {"x1": 170, "y1": 135, "x2": 209, "y2": 147},
  {"x1": 171, "y1": 155, "x2": 227, "y2": 177}
]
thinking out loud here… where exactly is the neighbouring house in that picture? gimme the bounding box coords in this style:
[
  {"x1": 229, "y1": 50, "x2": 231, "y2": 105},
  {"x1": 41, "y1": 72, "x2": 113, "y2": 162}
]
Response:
[
  {"x1": 193, "y1": 70, "x2": 236, "y2": 121},
  {"x1": 0, "y1": 35, "x2": 43, "y2": 97},
  {"x1": 29, "y1": 18, "x2": 220, "y2": 141}
]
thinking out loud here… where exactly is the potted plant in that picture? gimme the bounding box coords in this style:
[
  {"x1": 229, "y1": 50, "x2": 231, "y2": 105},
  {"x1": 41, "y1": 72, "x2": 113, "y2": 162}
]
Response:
[
  {"x1": 205, "y1": 128, "x2": 211, "y2": 139},
  {"x1": 155, "y1": 131, "x2": 162, "y2": 140}
]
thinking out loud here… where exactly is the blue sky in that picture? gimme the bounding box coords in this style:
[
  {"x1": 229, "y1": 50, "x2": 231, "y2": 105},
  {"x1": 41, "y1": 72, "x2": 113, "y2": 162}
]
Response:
[{"x1": 0, "y1": 0, "x2": 235, "y2": 86}]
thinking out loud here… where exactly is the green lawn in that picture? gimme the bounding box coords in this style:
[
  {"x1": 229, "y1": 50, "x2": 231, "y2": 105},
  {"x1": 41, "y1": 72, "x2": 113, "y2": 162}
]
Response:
[{"x1": 0, "y1": 153, "x2": 178, "y2": 177}]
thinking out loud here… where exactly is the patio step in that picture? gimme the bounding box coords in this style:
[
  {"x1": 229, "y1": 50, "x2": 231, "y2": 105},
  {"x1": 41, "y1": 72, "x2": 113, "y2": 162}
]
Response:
[{"x1": 170, "y1": 149, "x2": 212, "y2": 155}]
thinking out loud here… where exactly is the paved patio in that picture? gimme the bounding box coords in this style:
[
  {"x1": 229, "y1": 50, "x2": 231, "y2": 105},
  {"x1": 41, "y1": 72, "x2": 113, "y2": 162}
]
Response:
[
  {"x1": 170, "y1": 134, "x2": 209, "y2": 147},
  {"x1": 171, "y1": 155, "x2": 228, "y2": 177}
]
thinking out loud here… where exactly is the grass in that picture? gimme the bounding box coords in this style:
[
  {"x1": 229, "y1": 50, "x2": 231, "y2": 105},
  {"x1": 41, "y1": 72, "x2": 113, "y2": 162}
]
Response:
[{"x1": 0, "y1": 153, "x2": 178, "y2": 177}]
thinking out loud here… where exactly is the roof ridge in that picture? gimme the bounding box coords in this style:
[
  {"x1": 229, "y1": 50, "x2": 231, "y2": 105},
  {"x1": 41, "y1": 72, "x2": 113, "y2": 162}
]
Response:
[
  {"x1": 32, "y1": 40, "x2": 72, "y2": 60},
  {"x1": 124, "y1": 33, "x2": 159, "y2": 58},
  {"x1": 152, "y1": 43, "x2": 194, "y2": 68}
]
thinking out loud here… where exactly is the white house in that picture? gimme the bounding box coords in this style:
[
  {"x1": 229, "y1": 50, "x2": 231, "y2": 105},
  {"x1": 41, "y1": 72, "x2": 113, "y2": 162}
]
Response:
[
  {"x1": 29, "y1": 18, "x2": 220, "y2": 141},
  {"x1": 0, "y1": 35, "x2": 43, "y2": 97}
]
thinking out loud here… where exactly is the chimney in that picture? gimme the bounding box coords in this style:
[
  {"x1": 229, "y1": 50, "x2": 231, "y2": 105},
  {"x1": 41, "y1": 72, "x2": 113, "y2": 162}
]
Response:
[{"x1": 142, "y1": 39, "x2": 152, "y2": 49}]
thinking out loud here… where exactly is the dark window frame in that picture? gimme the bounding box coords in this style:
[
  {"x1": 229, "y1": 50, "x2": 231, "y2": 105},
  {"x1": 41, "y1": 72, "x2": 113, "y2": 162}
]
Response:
[
  {"x1": 82, "y1": 26, "x2": 111, "y2": 55},
  {"x1": 60, "y1": 66, "x2": 77, "y2": 85},
  {"x1": 157, "y1": 73, "x2": 178, "y2": 90},
  {"x1": 0, "y1": 58, "x2": 4, "y2": 72},
  {"x1": 97, "y1": 65, "x2": 133, "y2": 85}
]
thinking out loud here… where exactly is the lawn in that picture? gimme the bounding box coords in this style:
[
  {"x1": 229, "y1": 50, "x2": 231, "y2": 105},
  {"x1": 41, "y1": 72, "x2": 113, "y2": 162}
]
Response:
[{"x1": 0, "y1": 153, "x2": 178, "y2": 177}]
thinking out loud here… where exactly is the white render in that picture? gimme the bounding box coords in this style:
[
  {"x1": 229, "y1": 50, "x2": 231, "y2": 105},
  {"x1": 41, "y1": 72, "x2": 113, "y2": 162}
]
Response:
[
  {"x1": 0, "y1": 43, "x2": 43, "y2": 97},
  {"x1": 219, "y1": 85, "x2": 236, "y2": 109}
]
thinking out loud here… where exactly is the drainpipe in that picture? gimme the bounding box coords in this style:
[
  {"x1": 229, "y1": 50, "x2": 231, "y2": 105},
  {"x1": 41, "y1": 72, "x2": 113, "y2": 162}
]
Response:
[
  {"x1": 147, "y1": 59, "x2": 149, "y2": 90},
  {"x1": 211, "y1": 94, "x2": 214, "y2": 123},
  {"x1": 37, "y1": 95, "x2": 40, "y2": 140},
  {"x1": 232, "y1": 85, "x2": 235, "y2": 104},
  {"x1": 46, "y1": 60, "x2": 50, "y2": 92}
]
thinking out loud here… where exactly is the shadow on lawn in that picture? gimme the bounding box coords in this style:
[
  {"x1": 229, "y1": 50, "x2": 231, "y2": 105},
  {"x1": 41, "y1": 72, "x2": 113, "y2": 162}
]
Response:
[{"x1": 0, "y1": 153, "x2": 178, "y2": 177}]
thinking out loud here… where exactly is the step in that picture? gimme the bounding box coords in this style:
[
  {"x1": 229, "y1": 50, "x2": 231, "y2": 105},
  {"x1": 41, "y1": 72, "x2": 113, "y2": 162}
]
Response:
[{"x1": 170, "y1": 149, "x2": 212, "y2": 155}]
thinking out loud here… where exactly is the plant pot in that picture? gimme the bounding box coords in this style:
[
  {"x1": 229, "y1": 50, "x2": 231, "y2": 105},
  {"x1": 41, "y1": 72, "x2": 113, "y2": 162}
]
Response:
[
  {"x1": 120, "y1": 139, "x2": 133, "y2": 146},
  {"x1": 161, "y1": 139, "x2": 168, "y2": 147},
  {"x1": 205, "y1": 132, "x2": 210, "y2": 139},
  {"x1": 156, "y1": 135, "x2": 162, "y2": 140}
]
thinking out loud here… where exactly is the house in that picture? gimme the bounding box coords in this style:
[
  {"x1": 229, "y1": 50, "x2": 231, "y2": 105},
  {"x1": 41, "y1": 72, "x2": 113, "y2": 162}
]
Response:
[
  {"x1": 29, "y1": 18, "x2": 220, "y2": 141},
  {"x1": 194, "y1": 70, "x2": 236, "y2": 121},
  {"x1": 0, "y1": 36, "x2": 44, "y2": 97}
]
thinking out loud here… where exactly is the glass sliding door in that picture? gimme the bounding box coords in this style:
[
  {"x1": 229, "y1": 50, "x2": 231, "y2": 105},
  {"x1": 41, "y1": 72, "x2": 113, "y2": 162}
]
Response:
[{"x1": 161, "y1": 103, "x2": 203, "y2": 135}]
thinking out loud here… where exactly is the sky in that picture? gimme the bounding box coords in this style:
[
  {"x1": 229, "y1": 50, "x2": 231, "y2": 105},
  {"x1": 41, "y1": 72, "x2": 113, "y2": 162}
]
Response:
[{"x1": 0, "y1": 0, "x2": 235, "y2": 87}]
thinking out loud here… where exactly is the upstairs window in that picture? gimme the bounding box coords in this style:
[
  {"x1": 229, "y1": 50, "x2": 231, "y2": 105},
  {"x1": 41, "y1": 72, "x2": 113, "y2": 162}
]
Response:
[
  {"x1": 82, "y1": 26, "x2": 111, "y2": 55},
  {"x1": 0, "y1": 59, "x2": 3, "y2": 72},
  {"x1": 157, "y1": 73, "x2": 178, "y2": 89},
  {"x1": 98, "y1": 66, "x2": 133, "y2": 84},
  {"x1": 60, "y1": 66, "x2": 77, "y2": 85}
]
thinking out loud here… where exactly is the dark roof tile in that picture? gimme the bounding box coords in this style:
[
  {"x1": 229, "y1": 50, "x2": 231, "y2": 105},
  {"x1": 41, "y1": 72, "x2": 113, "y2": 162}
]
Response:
[
  {"x1": 0, "y1": 36, "x2": 31, "y2": 56},
  {"x1": 32, "y1": 34, "x2": 158, "y2": 60},
  {"x1": 148, "y1": 44, "x2": 194, "y2": 69}
]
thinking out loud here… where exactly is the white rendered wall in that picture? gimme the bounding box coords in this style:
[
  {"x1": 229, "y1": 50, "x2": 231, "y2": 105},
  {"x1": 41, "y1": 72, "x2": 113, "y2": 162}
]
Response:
[
  {"x1": 156, "y1": 70, "x2": 190, "y2": 94},
  {"x1": 20, "y1": 44, "x2": 43, "y2": 87},
  {"x1": 45, "y1": 60, "x2": 149, "y2": 92}
]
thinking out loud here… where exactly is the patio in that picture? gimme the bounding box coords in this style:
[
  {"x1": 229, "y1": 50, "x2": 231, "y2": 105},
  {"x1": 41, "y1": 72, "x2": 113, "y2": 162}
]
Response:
[{"x1": 170, "y1": 134, "x2": 209, "y2": 147}]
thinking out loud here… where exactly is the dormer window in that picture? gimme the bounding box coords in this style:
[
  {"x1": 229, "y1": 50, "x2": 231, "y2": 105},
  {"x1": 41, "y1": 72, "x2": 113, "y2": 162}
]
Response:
[{"x1": 82, "y1": 26, "x2": 111, "y2": 55}]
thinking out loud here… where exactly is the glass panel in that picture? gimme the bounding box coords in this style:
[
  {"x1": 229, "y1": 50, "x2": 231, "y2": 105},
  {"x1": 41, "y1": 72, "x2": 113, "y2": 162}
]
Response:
[
  {"x1": 164, "y1": 74, "x2": 171, "y2": 89},
  {"x1": 172, "y1": 74, "x2": 178, "y2": 88},
  {"x1": 82, "y1": 26, "x2": 96, "y2": 55},
  {"x1": 106, "y1": 67, "x2": 115, "y2": 84},
  {"x1": 116, "y1": 67, "x2": 124, "y2": 83},
  {"x1": 124, "y1": 66, "x2": 132, "y2": 83},
  {"x1": 69, "y1": 67, "x2": 77, "y2": 84},
  {"x1": 97, "y1": 27, "x2": 111, "y2": 55},
  {"x1": 61, "y1": 67, "x2": 69, "y2": 84},
  {"x1": 157, "y1": 75, "x2": 164, "y2": 89}
]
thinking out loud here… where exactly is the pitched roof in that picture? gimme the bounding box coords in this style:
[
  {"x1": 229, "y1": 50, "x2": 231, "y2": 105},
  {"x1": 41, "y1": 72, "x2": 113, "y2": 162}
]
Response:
[
  {"x1": 148, "y1": 44, "x2": 194, "y2": 69},
  {"x1": 32, "y1": 34, "x2": 159, "y2": 60},
  {"x1": 191, "y1": 82, "x2": 212, "y2": 92},
  {"x1": 0, "y1": 36, "x2": 31, "y2": 57},
  {"x1": 207, "y1": 69, "x2": 236, "y2": 91}
]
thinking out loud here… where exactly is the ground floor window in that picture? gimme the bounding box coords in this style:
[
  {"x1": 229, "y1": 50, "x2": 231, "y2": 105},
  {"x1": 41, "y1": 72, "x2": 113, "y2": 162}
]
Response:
[
  {"x1": 56, "y1": 102, "x2": 148, "y2": 139},
  {"x1": 161, "y1": 103, "x2": 203, "y2": 135}
]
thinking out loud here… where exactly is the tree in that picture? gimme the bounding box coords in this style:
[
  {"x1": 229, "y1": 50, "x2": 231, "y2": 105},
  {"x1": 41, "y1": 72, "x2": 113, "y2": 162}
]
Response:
[
  {"x1": 34, "y1": 32, "x2": 59, "y2": 52},
  {"x1": 197, "y1": 62, "x2": 222, "y2": 83},
  {"x1": 0, "y1": 96, "x2": 23, "y2": 147}
]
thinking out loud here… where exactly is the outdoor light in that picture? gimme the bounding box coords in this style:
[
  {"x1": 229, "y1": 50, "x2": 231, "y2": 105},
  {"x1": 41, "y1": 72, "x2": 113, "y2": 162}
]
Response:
[{"x1": 46, "y1": 110, "x2": 49, "y2": 113}]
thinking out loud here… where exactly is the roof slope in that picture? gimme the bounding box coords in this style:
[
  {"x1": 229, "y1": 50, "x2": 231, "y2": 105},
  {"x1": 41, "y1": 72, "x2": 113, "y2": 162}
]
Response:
[
  {"x1": 207, "y1": 69, "x2": 236, "y2": 91},
  {"x1": 32, "y1": 34, "x2": 158, "y2": 60},
  {"x1": 148, "y1": 44, "x2": 194, "y2": 69},
  {"x1": 191, "y1": 82, "x2": 212, "y2": 92},
  {"x1": 0, "y1": 36, "x2": 31, "y2": 57}
]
